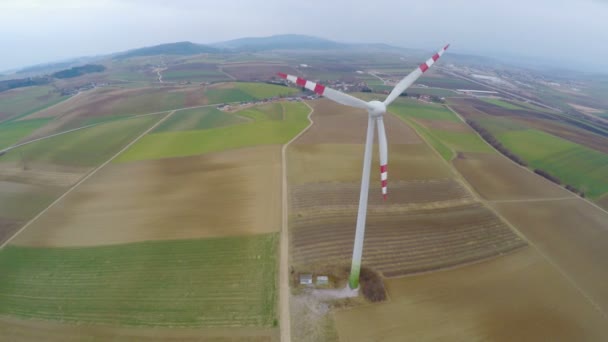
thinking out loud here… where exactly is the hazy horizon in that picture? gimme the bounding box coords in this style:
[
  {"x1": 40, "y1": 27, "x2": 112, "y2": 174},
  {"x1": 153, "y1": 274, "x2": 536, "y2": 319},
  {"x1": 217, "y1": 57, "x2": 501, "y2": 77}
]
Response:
[{"x1": 2, "y1": 0, "x2": 607, "y2": 73}]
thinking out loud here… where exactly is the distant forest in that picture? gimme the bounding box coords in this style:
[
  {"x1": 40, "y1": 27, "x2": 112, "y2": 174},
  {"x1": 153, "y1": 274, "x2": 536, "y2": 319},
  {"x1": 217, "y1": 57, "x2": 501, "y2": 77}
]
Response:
[{"x1": 0, "y1": 64, "x2": 106, "y2": 92}]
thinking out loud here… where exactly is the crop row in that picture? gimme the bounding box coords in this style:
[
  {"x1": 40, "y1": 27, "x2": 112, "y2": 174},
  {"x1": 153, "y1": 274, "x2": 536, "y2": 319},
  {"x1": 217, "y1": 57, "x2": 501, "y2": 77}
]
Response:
[
  {"x1": 0, "y1": 234, "x2": 278, "y2": 327},
  {"x1": 291, "y1": 179, "x2": 471, "y2": 209},
  {"x1": 290, "y1": 204, "x2": 525, "y2": 277}
]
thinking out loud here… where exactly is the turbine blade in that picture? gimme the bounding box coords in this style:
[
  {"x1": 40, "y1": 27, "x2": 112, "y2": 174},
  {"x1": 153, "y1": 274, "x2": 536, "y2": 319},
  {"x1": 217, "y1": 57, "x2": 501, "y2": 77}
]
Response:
[
  {"x1": 277, "y1": 73, "x2": 370, "y2": 110},
  {"x1": 377, "y1": 117, "x2": 388, "y2": 200},
  {"x1": 383, "y1": 44, "x2": 450, "y2": 107}
]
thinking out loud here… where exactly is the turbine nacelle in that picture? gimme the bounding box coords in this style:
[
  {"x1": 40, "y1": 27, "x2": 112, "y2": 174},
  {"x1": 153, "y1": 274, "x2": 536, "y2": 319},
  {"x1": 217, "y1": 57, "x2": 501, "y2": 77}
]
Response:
[{"x1": 366, "y1": 100, "x2": 386, "y2": 117}]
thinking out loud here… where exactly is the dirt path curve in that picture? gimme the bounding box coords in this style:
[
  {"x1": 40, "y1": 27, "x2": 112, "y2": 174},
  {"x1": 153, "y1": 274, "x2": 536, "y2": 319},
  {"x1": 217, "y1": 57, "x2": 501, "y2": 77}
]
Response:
[
  {"x1": 0, "y1": 110, "x2": 178, "y2": 250},
  {"x1": 279, "y1": 101, "x2": 314, "y2": 342}
]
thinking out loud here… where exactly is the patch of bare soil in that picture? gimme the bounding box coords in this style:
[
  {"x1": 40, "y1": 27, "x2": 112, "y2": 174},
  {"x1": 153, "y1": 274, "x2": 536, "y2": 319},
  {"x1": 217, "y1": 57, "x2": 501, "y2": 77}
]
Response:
[
  {"x1": 295, "y1": 99, "x2": 421, "y2": 145},
  {"x1": 333, "y1": 247, "x2": 608, "y2": 341},
  {"x1": 453, "y1": 152, "x2": 568, "y2": 200},
  {"x1": 12, "y1": 145, "x2": 283, "y2": 247}
]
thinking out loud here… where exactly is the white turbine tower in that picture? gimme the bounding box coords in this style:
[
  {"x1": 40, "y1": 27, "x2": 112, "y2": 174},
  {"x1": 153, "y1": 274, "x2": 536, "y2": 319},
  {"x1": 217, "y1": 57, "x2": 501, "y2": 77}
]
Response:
[{"x1": 279, "y1": 44, "x2": 449, "y2": 289}]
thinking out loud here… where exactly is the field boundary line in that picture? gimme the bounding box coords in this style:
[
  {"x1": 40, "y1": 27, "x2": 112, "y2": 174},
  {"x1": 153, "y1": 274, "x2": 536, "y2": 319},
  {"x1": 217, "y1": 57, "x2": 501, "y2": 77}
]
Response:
[
  {"x1": 0, "y1": 110, "x2": 178, "y2": 250},
  {"x1": 445, "y1": 104, "x2": 608, "y2": 216},
  {"x1": 2, "y1": 99, "x2": 288, "y2": 155},
  {"x1": 279, "y1": 101, "x2": 314, "y2": 342},
  {"x1": 436, "y1": 105, "x2": 608, "y2": 321},
  {"x1": 488, "y1": 197, "x2": 576, "y2": 204}
]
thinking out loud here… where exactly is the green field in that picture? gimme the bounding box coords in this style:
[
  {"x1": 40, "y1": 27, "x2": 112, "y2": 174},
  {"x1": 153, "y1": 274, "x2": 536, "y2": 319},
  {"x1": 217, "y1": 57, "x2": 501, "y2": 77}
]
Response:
[
  {"x1": 406, "y1": 117, "x2": 453, "y2": 161},
  {"x1": 389, "y1": 99, "x2": 461, "y2": 122},
  {"x1": 0, "y1": 234, "x2": 278, "y2": 327},
  {"x1": 0, "y1": 118, "x2": 52, "y2": 149},
  {"x1": 499, "y1": 129, "x2": 608, "y2": 198},
  {"x1": 427, "y1": 128, "x2": 494, "y2": 154},
  {"x1": 390, "y1": 99, "x2": 492, "y2": 160},
  {"x1": 1, "y1": 115, "x2": 160, "y2": 167},
  {"x1": 116, "y1": 101, "x2": 309, "y2": 162},
  {"x1": 237, "y1": 103, "x2": 284, "y2": 121},
  {"x1": 154, "y1": 107, "x2": 248, "y2": 132},
  {"x1": 205, "y1": 83, "x2": 298, "y2": 104},
  {"x1": 0, "y1": 86, "x2": 68, "y2": 122}
]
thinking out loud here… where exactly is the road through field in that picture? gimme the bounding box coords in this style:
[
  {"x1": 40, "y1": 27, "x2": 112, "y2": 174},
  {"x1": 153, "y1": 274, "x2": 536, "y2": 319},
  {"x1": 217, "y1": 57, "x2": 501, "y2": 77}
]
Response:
[
  {"x1": 0, "y1": 110, "x2": 177, "y2": 250},
  {"x1": 280, "y1": 102, "x2": 314, "y2": 342}
]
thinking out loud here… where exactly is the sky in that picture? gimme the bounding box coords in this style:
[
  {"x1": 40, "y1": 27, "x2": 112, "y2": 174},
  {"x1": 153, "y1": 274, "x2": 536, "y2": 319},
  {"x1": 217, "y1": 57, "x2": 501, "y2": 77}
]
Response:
[{"x1": 1, "y1": 0, "x2": 607, "y2": 72}]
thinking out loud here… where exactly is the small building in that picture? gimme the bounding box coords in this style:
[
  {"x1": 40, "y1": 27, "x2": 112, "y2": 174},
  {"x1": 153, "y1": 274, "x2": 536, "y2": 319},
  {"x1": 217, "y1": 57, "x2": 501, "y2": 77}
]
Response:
[
  {"x1": 316, "y1": 276, "x2": 329, "y2": 285},
  {"x1": 299, "y1": 274, "x2": 313, "y2": 285}
]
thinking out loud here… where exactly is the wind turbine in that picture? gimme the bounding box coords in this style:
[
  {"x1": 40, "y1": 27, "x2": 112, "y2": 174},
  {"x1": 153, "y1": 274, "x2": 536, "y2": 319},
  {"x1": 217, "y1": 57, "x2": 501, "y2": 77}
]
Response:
[{"x1": 279, "y1": 44, "x2": 449, "y2": 289}]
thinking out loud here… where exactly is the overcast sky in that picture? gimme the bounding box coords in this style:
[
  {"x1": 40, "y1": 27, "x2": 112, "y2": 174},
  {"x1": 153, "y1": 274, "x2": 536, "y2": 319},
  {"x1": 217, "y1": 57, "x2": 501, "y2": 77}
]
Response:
[{"x1": 1, "y1": 0, "x2": 607, "y2": 72}]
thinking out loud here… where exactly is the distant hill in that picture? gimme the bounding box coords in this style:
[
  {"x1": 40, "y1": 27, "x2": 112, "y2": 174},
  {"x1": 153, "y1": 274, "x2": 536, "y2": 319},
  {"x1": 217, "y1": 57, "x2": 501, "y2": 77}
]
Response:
[
  {"x1": 52, "y1": 64, "x2": 106, "y2": 79},
  {"x1": 15, "y1": 56, "x2": 104, "y2": 76},
  {"x1": 115, "y1": 42, "x2": 219, "y2": 59},
  {"x1": 211, "y1": 34, "x2": 346, "y2": 51}
]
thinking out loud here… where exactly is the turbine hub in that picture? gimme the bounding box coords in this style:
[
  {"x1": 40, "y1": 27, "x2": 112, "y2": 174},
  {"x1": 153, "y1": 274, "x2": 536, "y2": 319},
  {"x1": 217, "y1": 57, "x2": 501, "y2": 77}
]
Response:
[{"x1": 367, "y1": 100, "x2": 386, "y2": 117}]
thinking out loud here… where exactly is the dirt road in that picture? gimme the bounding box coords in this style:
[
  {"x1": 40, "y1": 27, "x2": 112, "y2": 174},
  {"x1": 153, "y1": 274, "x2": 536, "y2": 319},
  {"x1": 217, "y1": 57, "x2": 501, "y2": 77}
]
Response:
[{"x1": 279, "y1": 102, "x2": 314, "y2": 342}]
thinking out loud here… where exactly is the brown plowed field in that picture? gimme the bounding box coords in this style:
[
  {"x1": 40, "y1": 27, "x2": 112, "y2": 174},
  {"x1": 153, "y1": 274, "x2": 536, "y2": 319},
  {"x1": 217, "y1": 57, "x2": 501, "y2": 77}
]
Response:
[
  {"x1": 334, "y1": 247, "x2": 607, "y2": 341},
  {"x1": 494, "y1": 199, "x2": 608, "y2": 314},
  {"x1": 288, "y1": 143, "x2": 452, "y2": 185},
  {"x1": 598, "y1": 195, "x2": 608, "y2": 210},
  {"x1": 291, "y1": 179, "x2": 471, "y2": 210},
  {"x1": 287, "y1": 99, "x2": 525, "y2": 278},
  {"x1": 0, "y1": 218, "x2": 21, "y2": 245},
  {"x1": 454, "y1": 152, "x2": 568, "y2": 200},
  {"x1": 291, "y1": 202, "x2": 525, "y2": 277},
  {"x1": 12, "y1": 145, "x2": 282, "y2": 247},
  {"x1": 0, "y1": 316, "x2": 278, "y2": 342},
  {"x1": 295, "y1": 99, "x2": 421, "y2": 145}
]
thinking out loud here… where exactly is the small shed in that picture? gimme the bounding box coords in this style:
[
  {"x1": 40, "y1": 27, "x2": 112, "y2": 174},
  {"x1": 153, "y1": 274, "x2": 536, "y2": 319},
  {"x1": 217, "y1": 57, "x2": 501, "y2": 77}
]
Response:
[
  {"x1": 299, "y1": 273, "x2": 313, "y2": 285},
  {"x1": 316, "y1": 275, "x2": 329, "y2": 285}
]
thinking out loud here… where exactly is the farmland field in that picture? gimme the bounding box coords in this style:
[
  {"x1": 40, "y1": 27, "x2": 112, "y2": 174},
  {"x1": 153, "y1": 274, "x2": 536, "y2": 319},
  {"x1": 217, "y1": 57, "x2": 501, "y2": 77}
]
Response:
[
  {"x1": 13, "y1": 146, "x2": 282, "y2": 247},
  {"x1": 0, "y1": 234, "x2": 278, "y2": 327},
  {"x1": 498, "y1": 129, "x2": 608, "y2": 198},
  {"x1": 0, "y1": 317, "x2": 278, "y2": 342},
  {"x1": 389, "y1": 98, "x2": 493, "y2": 160},
  {"x1": 453, "y1": 152, "x2": 569, "y2": 200},
  {"x1": 291, "y1": 203, "x2": 524, "y2": 277},
  {"x1": 0, "y1": 115, "x2": 161, "y2": 167},
  {"x1": 493, "y1": 199, "x2": 608, "y2": 314},
  {"x1": 222, "y1": 63, "x2": 299, "y2": 81},
  {"x1": 205, "y1": 82, "x2": 298, "y2": 104},
  {"x1": 449, "y1": 97, "x2": 608, "y2": 154},
  {"x1": 24, "y1": 87, "x2": 201, "y2": 121},
  {"x1": 407, "y1": 87, "x2": 457, "y2": 97},
  {"x1": 481, "y1": 97, "x2": 526, "y2": 110},
  {"x1": 287, "y1": 99, "x2": 524, "y2": 278},
  {"x1": 0, "y1": 118, "x2": 52, "y2": 149},
  {"x1": 115, "y1": 101, "x2": 309, "y2": 163},
  {"x1": 153, "y1": 106, "x2": 248, "y2": 132},
  {"x1": 161, "y1": 63, "x2": 230, "y2": 82},
  {"x1": 334, "y1": 247, "x2": 607, "y2": 341},
  {"x1": 0, "y1": 86, "x2": 68, "y2": 122}
]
